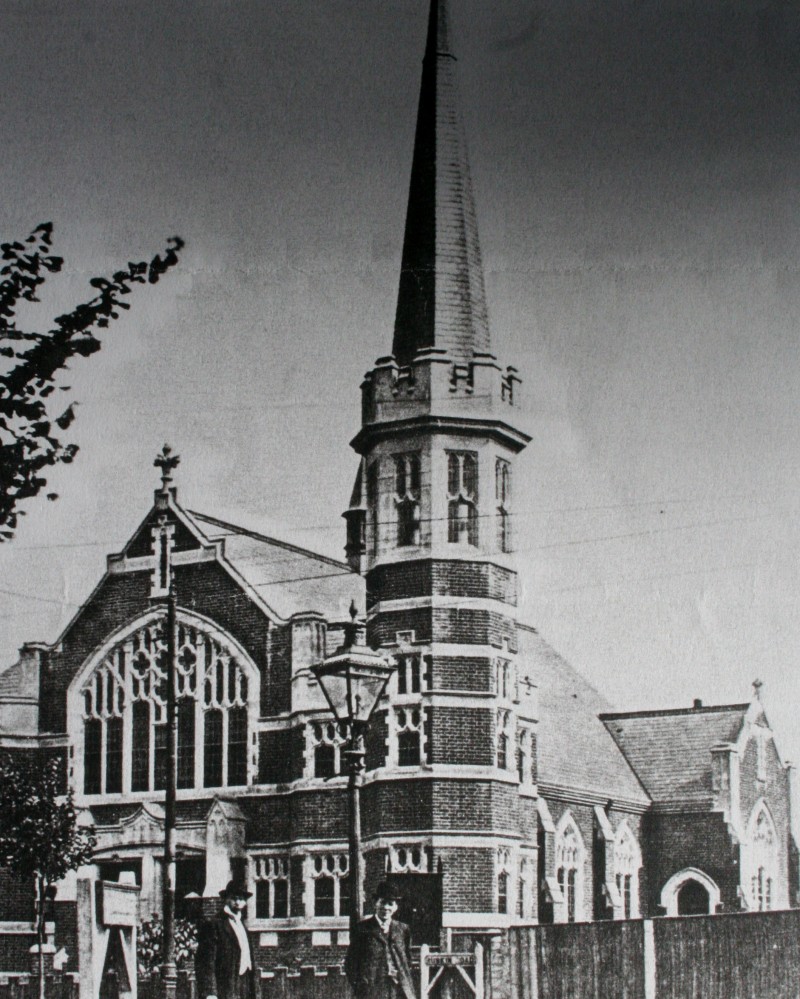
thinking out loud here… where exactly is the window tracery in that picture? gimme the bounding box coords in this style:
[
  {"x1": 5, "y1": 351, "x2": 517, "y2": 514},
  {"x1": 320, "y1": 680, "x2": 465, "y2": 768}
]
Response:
[
  {"x1": 308, "y1": 854, "x2": 350, "y2": 918},
  {"x1": 447, "y1": 451, "x2": 478, "y2": 545},
  {"x1": 496, "y1": 458, "x2": 512, "y2": 553},
  {"x1": 254, "y1": 856, "x2": 290, "y2": 919},
  {"x1": 614, "y1": 824, "x2": 641, "y2": 918},
  {"x1": 308, "y1": 721, "x2": 348, "y2": 778},
  {"x1": 555, "y1": 814, "x2": 584, "y2": 923},
  {"x1": 746, "y1": 802, "x2": 778, "y2": 911},
  {"x1": 394, "y1": 453, "x2": 421, "y2": 547},
  {"x1": 80, "y1": 619, "x2": 252, "y2": 795}
]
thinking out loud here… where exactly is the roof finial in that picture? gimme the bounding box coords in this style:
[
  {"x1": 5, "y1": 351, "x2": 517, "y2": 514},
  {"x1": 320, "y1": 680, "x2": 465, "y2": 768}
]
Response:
[
  {"x1": 752, "y1": 678, "x2": 764, "y2": 701},
  {"x1": 154, "y1": 444, "x2": 180, "y2": 503}
]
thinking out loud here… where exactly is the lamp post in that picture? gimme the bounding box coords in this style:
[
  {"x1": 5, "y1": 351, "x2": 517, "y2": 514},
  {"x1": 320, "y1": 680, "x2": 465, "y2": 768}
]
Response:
[{"x1": 312, "y1": 604, "x2": 395, "y2": 931}]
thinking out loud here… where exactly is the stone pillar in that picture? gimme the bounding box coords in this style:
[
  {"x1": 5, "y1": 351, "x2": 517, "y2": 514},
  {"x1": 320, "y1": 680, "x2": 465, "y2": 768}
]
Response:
[{"x1": 203, "y1": 800, "x2": 246, "y2": 897}]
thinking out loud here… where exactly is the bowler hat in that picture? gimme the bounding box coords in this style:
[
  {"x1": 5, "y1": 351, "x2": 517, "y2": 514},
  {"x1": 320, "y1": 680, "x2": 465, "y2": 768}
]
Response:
[
  {"x1": 219, "y1": 879, "x2": 252, "y2": 899},
  {"x1": 374, "y1": 880, "x2": 402, "y2": 902}
]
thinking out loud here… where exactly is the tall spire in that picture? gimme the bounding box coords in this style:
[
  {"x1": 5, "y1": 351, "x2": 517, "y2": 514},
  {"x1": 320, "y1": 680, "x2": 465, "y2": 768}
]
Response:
[{"x1": 392, "y1": 0, "x2": 491, "y2": 366}]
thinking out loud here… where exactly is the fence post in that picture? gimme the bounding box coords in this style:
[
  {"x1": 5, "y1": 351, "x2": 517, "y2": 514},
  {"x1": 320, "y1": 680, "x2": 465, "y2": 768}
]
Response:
[
  {"x1": 419, "y1": 943, "x2": 429, "y2": 999},
  {"x1": 474, "y1": 943, "x2": 484, "y2": 999},
  {"x1": 643, "y1": 920, "x2": 655, "y2": 999}
]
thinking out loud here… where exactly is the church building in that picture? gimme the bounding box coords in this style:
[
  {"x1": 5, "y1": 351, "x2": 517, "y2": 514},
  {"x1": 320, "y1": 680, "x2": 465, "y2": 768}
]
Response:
[{"x1": 0, "y1": 0, "x2": 796, "y2": 971}]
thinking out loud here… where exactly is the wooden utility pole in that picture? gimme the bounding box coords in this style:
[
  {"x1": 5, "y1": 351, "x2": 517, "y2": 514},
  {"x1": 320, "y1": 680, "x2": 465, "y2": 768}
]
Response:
[
  {"x1": 154, "y1": 445, "x2": 180, "y2": 999},
  {"x1": 161, "y1": 584, "x2": 178, "y2": 999}
]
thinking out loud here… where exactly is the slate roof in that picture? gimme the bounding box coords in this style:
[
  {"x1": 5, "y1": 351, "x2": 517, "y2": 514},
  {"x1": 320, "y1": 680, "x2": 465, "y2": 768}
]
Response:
[
  {"x1": 601, "y1": 704, "x2": 750, "y2": 804},
  {"x1": 392, "y1": 0, "x2": 491, "y2": 364},
  {"x1": 188, "y1": 511, "x2": 364, "y2": 623},
  {"x1": 519, "y1": 625, "x2": 650, "y2": 807}
]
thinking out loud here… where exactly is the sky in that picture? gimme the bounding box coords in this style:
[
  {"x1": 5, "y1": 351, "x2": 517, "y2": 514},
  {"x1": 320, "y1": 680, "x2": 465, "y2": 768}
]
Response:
[{"x1": 1, "y1": 0, "x2": 800, "y2": 782}]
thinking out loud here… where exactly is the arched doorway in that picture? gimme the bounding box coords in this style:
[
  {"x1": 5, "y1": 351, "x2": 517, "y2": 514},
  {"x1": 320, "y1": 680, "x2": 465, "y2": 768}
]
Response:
[
  {"x1": 677, "y1": 878, "x2": 710, "y2": 915},
  {"x1": 660, "y1": 868, "x2": 720, "y2": 916}
]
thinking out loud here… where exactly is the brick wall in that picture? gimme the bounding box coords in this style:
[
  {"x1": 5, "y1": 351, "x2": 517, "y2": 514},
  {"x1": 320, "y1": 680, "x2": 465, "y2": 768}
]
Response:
[
  {"x1": 431, "y1": 656, "x2": 492, "y2": 692},
  {"x1": 427, "y1": 706, "x2": 493, "y2": 766},
  {"x1": 367, "y1": 561, "x2": 517, "y2": 606},
  {"x1": 259, "y1": 730, "x2": 293, "y2": 784},
  {"x1": 361, "y1": 781, "x2": 433, "y2": 835},
  {"x1": 263, "y1": 625, "x2": 291, "y2": 717},
  {"x1": 433, "y1": 847, "x2": 494, "y2": 911},
  {"x1": 39, "y1": 559, "x2": 272, "y2": 734},
  {"x1": 642, "y1": 810, "x2": 740, "y2": 913}
]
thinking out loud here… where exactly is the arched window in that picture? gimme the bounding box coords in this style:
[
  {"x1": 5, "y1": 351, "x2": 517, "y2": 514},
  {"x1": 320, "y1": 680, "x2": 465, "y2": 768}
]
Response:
[
  {"x1": 77, "y1": 616, "x2": 255, "y2": 795},
  {"x1": 496, "y1": 848, "x2": 513, "y2": 915},
  {"x1": 394, "y1": 453, "x2": 421, "y2": 547},
  {"x1": 555, "y1": 814, "x2": 584, "y2": 923},
  {"x1": 745, "y1": 802, "x2": 779, "y2": 911},
  {"x1": 447, "y1": 451, "x2": 478, "y2": 546},
  {"x1": 614, "y1": 824, "x2": 641, "y2": 918},
  {"x1": 495, "y1": 458, "x2": 512, "y2": 553}
]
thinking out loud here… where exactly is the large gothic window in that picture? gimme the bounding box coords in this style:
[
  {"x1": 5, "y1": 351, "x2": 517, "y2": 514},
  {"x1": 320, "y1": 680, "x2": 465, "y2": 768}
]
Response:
[{"x1": 79, "y1": 618, "x2": 253, "y2": 795}]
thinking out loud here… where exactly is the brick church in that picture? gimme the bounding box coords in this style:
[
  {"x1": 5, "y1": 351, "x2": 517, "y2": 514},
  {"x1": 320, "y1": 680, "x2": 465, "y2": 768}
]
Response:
[{"x1": 0, "y1": 0, "x2": 796, "y2": 969}]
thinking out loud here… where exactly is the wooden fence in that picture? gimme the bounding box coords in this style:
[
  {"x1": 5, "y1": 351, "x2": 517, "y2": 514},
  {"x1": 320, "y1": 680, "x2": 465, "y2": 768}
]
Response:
[{"x1": 497, "y1": 909, "x2": 800, "y2": 999}]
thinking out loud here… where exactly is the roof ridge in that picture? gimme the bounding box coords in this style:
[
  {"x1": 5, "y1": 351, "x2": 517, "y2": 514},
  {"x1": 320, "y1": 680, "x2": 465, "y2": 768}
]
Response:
[
  {"x1": 188, "y1": 511, "x2": 354, "y2": 572},
  {"x1": 600, "y1": 703, "x2": 750, "y2": 720}
]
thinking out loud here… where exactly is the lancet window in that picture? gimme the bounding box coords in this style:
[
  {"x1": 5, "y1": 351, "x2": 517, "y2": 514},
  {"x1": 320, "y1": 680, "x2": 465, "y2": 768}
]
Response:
[
  {"x1": 396, "y1": 653, "x2": 426, "y2": 695},
  {"x1": 309, "y1": 854, "x2": 350, "y2": 918},
  {"x1": 254, "y1": 856, "x2": 290, "y2": 919},
  {"x1": 366, "y1": 461, "x2": 380, "y2": 555},
  {"x1": 447, "y1": 451, "x2": 478, "y2": 546},
  {"x1": 496, "y1": 458, "x2": 512, "y2": 553},
  {"x1": 395, "y1": 707, "x2": 425, "y2": 767},
  {"x1": 308, "y1": 720, "x2": 348, "y2": 779},
  {"x1": 394, "y1": 453, "x2": 421, "y2": 547},
  {"x1": 747, "y1": 803, "x2": 778, "y2": 911},
  {"x1": 614, "y1": 824, "x2": 641, "y2": 919},
  {"x1": 496, "y1": 709, "x2": 514, "y2": 770},
  {"x1": 497, "y1": 847, "x2": 513, "y2": 914},
  {"x1": 555, "y1": 814, "x2": 584, "y2": 923},
  {"x1": 80, "y1": 619, "x2": 252, "y2": 795}
]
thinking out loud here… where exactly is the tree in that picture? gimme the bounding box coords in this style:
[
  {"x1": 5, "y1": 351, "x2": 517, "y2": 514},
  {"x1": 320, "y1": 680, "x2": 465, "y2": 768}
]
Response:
[
  {"x1": 0, "y1": 753, "x2": 96, "y2": 998},
  {"x1": 0, "y1": 222, "x2": 184, "y2": 540}
]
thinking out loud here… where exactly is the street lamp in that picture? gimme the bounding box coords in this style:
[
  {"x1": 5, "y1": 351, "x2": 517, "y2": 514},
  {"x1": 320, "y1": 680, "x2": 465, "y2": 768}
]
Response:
[{"x1": 312, "y1": 603, "x2": 395, "y2": 931}]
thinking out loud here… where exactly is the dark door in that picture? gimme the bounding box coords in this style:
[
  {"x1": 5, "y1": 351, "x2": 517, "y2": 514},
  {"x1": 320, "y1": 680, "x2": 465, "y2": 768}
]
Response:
[
  {"x1": 391, "y1": 872, "x2": 443, "y2": 946},
  {"x1": 677, "y1": 879, "x2": 710, "y2": 915}
]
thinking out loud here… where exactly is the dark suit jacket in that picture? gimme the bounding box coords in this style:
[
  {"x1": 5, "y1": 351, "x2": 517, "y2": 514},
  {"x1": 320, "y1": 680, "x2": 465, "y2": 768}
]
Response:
[
  {"x1": 345, "y1": 916, "x2": 417, "y2": 999},
  {"x1": 195, "y1": 913, "x2": 257, "y2": 999}
]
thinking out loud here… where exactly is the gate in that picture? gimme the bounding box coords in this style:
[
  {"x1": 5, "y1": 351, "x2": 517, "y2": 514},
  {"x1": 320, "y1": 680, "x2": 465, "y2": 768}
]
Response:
[{"x1": 420, "y1": 943, "x2": 484, "y2": 999}]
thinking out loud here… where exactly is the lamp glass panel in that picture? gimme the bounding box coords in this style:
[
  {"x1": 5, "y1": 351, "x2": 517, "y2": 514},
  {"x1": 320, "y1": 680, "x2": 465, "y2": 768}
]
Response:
[{"x1": 315, "y1": 661, "x2": 394, "y2": 724}]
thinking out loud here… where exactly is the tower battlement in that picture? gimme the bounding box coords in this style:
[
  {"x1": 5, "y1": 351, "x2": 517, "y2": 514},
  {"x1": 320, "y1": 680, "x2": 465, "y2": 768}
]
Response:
[{"x1": 359, "y1": 349, "x2": 523, "y2": 430}]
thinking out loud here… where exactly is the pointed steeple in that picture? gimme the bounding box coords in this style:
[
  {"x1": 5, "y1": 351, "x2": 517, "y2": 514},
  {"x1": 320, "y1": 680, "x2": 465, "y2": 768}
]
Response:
[{"x1": 392, "y1": 0, "x2": 491, "y2": 366}]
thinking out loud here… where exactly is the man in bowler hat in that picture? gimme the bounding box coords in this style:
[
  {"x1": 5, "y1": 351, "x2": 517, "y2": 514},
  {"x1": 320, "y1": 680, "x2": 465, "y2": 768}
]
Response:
[
  {"x1": 195, "y1": 879, "x2": 257, "y2": 999},
  {"x1": 345, "y1": 881, "x2": 417, "y2": 999}
]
